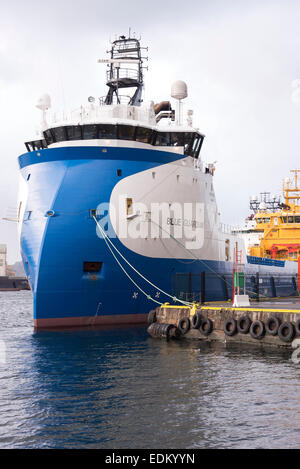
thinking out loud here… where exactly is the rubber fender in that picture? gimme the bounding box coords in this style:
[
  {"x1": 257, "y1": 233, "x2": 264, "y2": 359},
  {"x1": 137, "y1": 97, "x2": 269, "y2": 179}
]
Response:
[
  {"x1": 250, "y1": 320, "x2": 265, "y2": 340},
  {"x1": 278, "y1": 322, "x2": 295, "y2": 343},
  {"x1": 237, "y1": 315, "x2": 251, "y2": 334},
  {"x1": 178, "y1": 317, "x2": 190, "y2": 335},
  {"x1": 224, "y1": 318, "x2": 237, "y2": 336},
  {"x1": 199, "y1": 318, "x2": 213, "y2": 336},
  {"x1": 265, "y1": 316, "x2": 281, "y2": 336},
  {"x1": 147, "y1": 322, "x2": 177, "y2": 339},
  {"x1": 191, "y1": 312, "x2": 202, "y2": 329},
  {"x1": 295, "y1": 318, "x2": 300, "y2": 336},
  {"x1": 147, "y1": 309, "x2": 157, "y2": 326}
]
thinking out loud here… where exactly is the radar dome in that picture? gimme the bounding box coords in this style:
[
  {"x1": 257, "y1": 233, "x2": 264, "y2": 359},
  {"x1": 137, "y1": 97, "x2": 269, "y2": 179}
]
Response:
[
  {"x1": 171, "y1": 80, "x2": 188, "y2": 100},
  {"x1": 259, "y1": 202, "x2": 267, "y2": 210},
  {"x1": 36, "y1": 94, "x2": 51, "y2": 111}
]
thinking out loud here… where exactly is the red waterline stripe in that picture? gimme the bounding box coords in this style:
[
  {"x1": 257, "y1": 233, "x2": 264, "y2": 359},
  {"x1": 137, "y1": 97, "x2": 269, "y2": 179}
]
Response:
[{"x1": 34, "y1": 313, "x2": 148, "y2": 329}]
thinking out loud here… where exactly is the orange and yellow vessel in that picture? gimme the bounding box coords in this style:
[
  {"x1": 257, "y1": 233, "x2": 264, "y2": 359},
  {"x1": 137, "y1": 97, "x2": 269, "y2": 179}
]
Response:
[{"x1": 249, "y1": 170, "x2": 300, "y2": 262}]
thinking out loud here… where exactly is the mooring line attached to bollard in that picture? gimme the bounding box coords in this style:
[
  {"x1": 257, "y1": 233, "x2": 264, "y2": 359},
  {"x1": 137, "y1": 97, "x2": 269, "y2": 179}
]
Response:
[{"x1": 93, "y1": 216, "x2": 194, "y2": 307}]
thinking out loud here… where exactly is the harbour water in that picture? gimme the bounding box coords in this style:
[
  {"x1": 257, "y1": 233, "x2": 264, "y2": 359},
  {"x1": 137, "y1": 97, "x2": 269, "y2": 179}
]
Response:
[{"x1": 0, "y1": 291, "x2": 299, "y2": 449}]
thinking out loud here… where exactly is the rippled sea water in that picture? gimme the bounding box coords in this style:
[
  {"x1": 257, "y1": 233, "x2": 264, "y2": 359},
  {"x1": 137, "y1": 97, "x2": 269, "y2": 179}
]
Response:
[{"x1": 0, "y1": 291, "x2": 299, "y2": 449}]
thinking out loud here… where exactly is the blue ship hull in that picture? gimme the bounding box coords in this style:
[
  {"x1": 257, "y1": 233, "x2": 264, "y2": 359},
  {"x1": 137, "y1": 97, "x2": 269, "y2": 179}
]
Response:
[{"x1": 18, "y1": 146, "x2": 298, "y2": 328}]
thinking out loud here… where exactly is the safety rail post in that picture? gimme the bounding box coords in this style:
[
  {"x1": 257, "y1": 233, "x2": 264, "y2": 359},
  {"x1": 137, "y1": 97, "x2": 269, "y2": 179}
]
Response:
[
  {"x1": 188, "y1": 272, "x2": 192, "y2": 302},
  {"x1": 298, "y1": 256, "x2": 300, "y2": 294},
  {"x1": 200, "y1": 271, "x2": 206, "y2": 304},
  {"x1": 256, "y1": 272, "x2": 260, "y2": 302},
  {"x1": 271, "y1": 276, "x2": 277, "y2": 298},
  {"x1": 222, "y1": 275, "x2": 229, "y2": 301}
]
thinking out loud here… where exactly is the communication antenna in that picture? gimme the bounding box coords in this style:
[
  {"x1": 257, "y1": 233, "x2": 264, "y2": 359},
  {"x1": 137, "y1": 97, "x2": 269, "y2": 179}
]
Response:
[
  {"x1": 171, "y1": 80, "x2": 188, "y2": 125},
  {"x1": 98, "y1": 35, "x2": 146, "y2": 106}
]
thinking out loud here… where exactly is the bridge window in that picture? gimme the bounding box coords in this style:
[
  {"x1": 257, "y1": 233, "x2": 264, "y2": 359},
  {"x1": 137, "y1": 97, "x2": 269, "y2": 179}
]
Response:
[
  {"x1": 44, "y1": 129, "x2": 54, "y2": 145},
  {"x1": 154, "y1": 132, "x2": 170, "y2": 146},
  {"x1": 25, "y1": 125, "x2": 204, "y2": 158},
  {"x1": 52, "y1": 127, "x2": 66, "y2": 142},
  {"x1": 136, "y1": 127, "x2": 153, "y2": 143},
  {"x1": 98, "y1": 124, "x2": 117, "y2": 139},
  {"x1": 170, "y1": 132, "x2": 185, "y2": 146},
  {"x1": 83, "y1": 125, "x2": 98, "y2": 140},
  {"x1": 66, "y1": 125, "x2": 82, "y2": 140},
  {"x1": 118, "y1": 125, "x2": 136, "y2": 141}
]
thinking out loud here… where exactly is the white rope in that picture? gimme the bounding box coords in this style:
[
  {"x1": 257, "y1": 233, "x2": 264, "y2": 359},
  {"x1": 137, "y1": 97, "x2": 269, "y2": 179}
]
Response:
[
  {"x1": 96, "y1": 218, "x2": 163, "y2": 306},
  {"x1": 93, "y1": 216, "x2": 193, "y2": 306},
  {"x1": 150, "y1": 219, "x2": 262, "y2": 298}
]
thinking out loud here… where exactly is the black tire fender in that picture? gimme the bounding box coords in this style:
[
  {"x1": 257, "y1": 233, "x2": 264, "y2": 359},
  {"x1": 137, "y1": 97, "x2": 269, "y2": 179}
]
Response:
[
  {"x1": 191, "y1": 312, "x2": 202, "y2": 329},
  {"x1": 224, "y1": 318, "x2": 237, "y2": 336},
  {"x1": 278, "y1": 322, "x2": 295, "y2": 343},
  {"x1": 265, "y1": 316, "x2": 281, "y2": 336},
  {"x1": 237, "y1": 315, "x2": 251, "y2": 334},
  {"x1": 199, "y1": 318, "x2": 213, "y2": 336},
  {"x1": 250, "y1": 320, "x2": 265, "y2": 340},
  {"x1": 147, "y1": 309, "x2": 157, "y2": 326},
  {"x1": 178, "y1": 317, "x2": 190, "y2": 335}
]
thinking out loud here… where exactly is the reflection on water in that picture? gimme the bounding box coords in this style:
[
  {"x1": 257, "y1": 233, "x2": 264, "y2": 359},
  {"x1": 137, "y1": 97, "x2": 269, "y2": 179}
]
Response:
[{"x1": 0, "y1": 291, "x2": 299, "y2": 448}]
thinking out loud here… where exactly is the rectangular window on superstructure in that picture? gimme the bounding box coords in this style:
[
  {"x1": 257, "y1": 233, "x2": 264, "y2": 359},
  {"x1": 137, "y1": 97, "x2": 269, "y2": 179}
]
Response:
[
  {"x1": 97, "y1": 124, "x2": 117, "y2": 139},
  {"x1": 184, "y1": 133, "x2": 194, "y2": 155},
  {"x1": 191, "y1": 135, "x2": 202, "y2": 158},
  {"x1": 66, "y1": 125, "x2": 82, "y2": 140},
  {"x1": 169, "y1": 133, "x2": 185, "y2": 147},
  {"x1": 43, "y1": 129, "x2": 54, "y2": 145},
  {"x1": 135, "y1": 127, "x2": 153, "y2": 143},
  {"x1": 295, "y1": 216, "x2": 300, "y2": 223},
  {"x1": 52, "y1": 127, "x2": 66, "y2": 142},
  {"x1": 83, "y1": 125, "x2": 98, "y2": 140},
  {"x1": 154, "y1": 132, "x2": 170, "y2": 146},
  {"x1": 118, "y1": 125, "x2": 136, "y2": 141}
]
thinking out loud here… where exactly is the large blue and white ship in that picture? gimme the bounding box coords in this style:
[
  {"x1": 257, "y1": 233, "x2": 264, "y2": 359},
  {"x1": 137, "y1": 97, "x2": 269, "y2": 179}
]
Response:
[{"x1": 18, "y1": 34, "x2": 298, "y2": 328}]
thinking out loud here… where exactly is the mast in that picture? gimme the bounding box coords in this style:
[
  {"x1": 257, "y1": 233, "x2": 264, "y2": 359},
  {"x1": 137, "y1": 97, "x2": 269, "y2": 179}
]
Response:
[
  {"x1": 98, "y1": 34, "x2": 147, "y2": 106},
  {"x1": 283, "y1": 169, "x2": 300, "y2": 206}
]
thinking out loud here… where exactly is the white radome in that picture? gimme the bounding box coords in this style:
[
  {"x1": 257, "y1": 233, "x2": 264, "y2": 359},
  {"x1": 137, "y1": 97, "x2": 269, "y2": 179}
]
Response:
[
  {"x1": 259, "y1": 202, "x2": 267, "y2": 210},
  {"x1": 171, "y1": 80, "x2": 188, "y2": 100},
  {"x1": 36, "y1": 94, "x2": 51, "y2": 111}
]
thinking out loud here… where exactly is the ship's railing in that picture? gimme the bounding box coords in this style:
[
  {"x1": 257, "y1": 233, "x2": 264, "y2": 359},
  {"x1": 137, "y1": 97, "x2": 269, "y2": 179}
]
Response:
[
  {"x1": 219, "y1": 223, "x2": 236, "y2": 234},
  {"x1": 2, "y1": 207, "x2": 19, "y2": 223},
  {"x1": 98, "y1": 95, "x2": 133, "y2": 106},
  {"x1": 48, "y1": 102, "x2": 153, "y2": 126},
  {"x1": 106, "y1": 68, "x2": 140, "y2": 82},
  {"x1": 173, "y1": 271, "x2": 299, "y2": 303}
]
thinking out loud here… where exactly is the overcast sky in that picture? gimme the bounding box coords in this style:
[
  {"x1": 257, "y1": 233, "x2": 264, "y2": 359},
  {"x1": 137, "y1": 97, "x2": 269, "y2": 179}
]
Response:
[{"x1": 1, "y1": 0, "x2": 300, "y2": 263}]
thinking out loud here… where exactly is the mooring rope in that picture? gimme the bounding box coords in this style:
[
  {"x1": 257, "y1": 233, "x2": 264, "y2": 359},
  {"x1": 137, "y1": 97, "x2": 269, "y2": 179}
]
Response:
[
  {"x1": 150, "y1": 219, "x2": 267, "y2": 299},
  {"x1": 93, "y1": 216, "x2": 194, "y2": 306}
]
